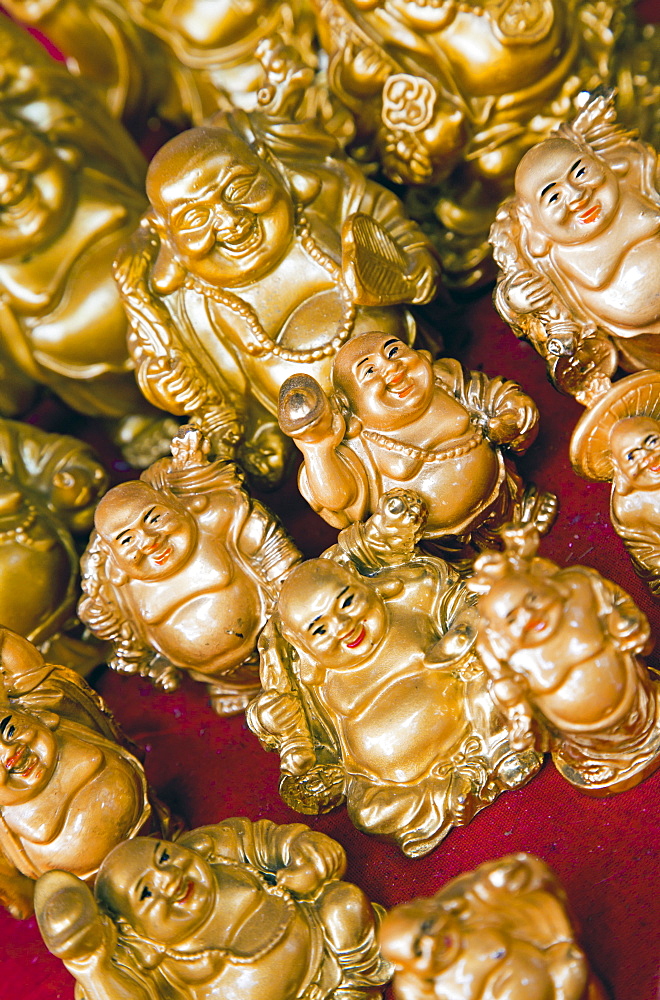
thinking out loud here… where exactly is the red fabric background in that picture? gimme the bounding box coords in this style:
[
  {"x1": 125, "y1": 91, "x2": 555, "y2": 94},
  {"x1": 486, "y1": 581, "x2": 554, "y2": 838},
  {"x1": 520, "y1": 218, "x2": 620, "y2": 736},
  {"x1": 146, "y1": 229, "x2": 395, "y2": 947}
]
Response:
[{"x1": 1, "y1": 7, "x2": 660, "y2": 997}]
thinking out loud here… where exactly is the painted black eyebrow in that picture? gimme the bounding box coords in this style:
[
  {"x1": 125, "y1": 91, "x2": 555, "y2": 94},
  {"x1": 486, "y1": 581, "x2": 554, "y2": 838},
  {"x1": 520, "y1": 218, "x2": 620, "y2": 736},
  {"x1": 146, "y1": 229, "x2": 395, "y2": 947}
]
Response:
[
  {"x1": 337, "y1": 586, "x2": 349, "y2": 599},
  {"x1": 0, "y1": 715, "x2": 11, "y2": 736},
  {"x1": 570, "y1": 159, "x2": 582, "y2": 172},
  {"x1": 356, "y1": 355, "x2": 373, "y2": 370},
  {"x1": 143, "y1": 506, "x2": 157, "y2": 521},
  {"x1": 541, "y1": 182, "x2": 556, "y2": 197},
  {"x1": 383, "y1": 339, "x2": 399, "y2": 349}
]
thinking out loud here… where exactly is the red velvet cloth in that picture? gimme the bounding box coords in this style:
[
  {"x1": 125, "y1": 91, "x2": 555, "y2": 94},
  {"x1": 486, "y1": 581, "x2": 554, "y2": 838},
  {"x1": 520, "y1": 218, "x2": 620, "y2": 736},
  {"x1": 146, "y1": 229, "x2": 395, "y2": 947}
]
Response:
[{"x1": 1, "y1": 7, "x2": 660, "y2": 997}]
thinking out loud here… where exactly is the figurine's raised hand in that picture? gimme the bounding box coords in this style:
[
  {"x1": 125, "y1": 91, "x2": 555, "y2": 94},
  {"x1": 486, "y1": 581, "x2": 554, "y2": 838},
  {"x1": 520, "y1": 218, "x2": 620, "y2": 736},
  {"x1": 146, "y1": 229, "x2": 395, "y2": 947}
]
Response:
[
  {"x1": 504, "y1": 271, "x2": 554, "y2": 315},
  {"x1": 35, "y1": 871, "x2": 109, "y2": 962},
  {"x1": 277, "y1": 830, "x2": 347, "y2": 896},
  {"x1": 279, "y1": 374, "x2": 345, "y2": 448},
  {"x1": 363, "y1": 488, "x2": 427, "y2": 561},
  {"x1": 169, "y1": 425, "x2": 210, "y2": 470}
]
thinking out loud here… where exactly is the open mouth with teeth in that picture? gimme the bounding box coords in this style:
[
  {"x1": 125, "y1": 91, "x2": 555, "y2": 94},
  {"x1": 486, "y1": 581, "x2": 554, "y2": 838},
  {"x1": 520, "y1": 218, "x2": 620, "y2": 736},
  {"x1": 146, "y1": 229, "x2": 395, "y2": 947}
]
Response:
[
  {"x1": 342, "y1": 623, "x2": 367, "y2": 649},
  {"x1": 218, "y1": 219, "x2": 261, "y2": 256},
  {"x1": 386, "y1": 373, "x2": 414, "y2": 398},
  {"x1": 4, "y1": 744, "x2": 37, "y2": 777},
  {"x1": 577, "y1": 203, "x2": 601, "y2": 225},
  {"x1": 172, "y1": 878, "x2": 195, "y2": 905}
]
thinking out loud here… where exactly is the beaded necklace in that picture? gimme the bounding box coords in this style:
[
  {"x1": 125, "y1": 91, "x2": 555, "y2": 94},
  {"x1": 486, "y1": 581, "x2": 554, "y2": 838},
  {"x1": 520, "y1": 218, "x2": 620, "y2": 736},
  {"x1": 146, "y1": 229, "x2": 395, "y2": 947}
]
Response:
[{"x1": 183, "y1": 207, "x2": 357, "y2": 364}]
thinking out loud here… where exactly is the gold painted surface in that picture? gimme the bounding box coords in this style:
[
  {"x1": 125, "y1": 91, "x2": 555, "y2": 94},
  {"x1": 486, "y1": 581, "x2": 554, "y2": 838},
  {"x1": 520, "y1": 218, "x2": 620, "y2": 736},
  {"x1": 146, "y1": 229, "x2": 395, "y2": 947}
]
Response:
[
  {"x1": 470, "y1": 523, "x2": 660, "y2": 794},
  {"x1": 314, "y1": 0, "x2": 638, "y2": 286},
  {"x1": 279, "y1": 332, "x2": 556, "y2": 556},
  {"x1": 3, "y1": 0, "x2": 345, "y2": 135},
  {"x1": 491, "y1": 91, "x2": 660, "y2": 401},
  {"x1": 79, "y1": 426, "x2": 302, "y2": 715},
  {"x1": 0, "y1": 16, "x2": 157, "y2": 428},
  {"x1": 114, "y1": 47, "x2": 440, "y2": 487},
  {"x1": 0, "y1": 419, "x2": 107, "y2": 665},
  {"x1": 380, "y1": 852, "x2": 607, "y2": 1000},
  {"x1": 34, "y1": 817, "x2": 393, "y2": 1000},
  {"x1": 0, "y1": 629, "x2": 170, "y2": 920},
  {"x1": 248, "y1": 490, "x2": 541, "y2": 857},
  {"x1": 571, "y1": 369, "x2": 660, "y2": 598}
]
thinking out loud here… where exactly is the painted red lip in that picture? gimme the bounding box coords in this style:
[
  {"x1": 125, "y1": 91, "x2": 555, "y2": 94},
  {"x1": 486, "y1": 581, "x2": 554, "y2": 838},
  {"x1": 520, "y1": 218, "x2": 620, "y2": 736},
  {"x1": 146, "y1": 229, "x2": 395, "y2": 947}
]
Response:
[
  {"x1": 152, "y1": 545, "x2": 172, "y2": 565},
  {"x1": 177, "y1": 880, "x2": 194, "y2": 904},
  {"x1": 578, "y1": 204, "x2": 600, "y2": 224},
  {"x1": 345, "y1": 624, "x2": 366, "y2": 648},
  {"x1": 5, "y1": 745, "x2": 36, "y2": 776},
  {"x1": 525, "y1": 618, "x2": 547, "y2": 633}
]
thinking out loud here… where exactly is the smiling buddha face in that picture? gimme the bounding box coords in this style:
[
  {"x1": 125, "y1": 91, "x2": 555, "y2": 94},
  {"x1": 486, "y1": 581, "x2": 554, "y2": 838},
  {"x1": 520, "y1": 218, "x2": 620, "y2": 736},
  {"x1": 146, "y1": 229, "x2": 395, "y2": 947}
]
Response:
[
  {"x1": 609, "y1": 416, "x2": 660, "y2": 494},
  {"x1": 278, "y1": 559, "x2": 388, "y2": 671},
  {"x1": 515, "y1": 137, "x2": 621, "y2": 248},
  {"x1": 94, "y1": 480, "x2": 197, "y2": 583},
  {"x1": 478, "y1": 572, "x2": 564, "y2": 652},
  {"x1": 0, "y1": 706, "x2": 58, "y2": 807},
  {"x1": 96, "y1": 837, "x2": 215, "y2": 948},
  {"x1": 147, "y1": 127, "x2": 295, "y2": 290}
]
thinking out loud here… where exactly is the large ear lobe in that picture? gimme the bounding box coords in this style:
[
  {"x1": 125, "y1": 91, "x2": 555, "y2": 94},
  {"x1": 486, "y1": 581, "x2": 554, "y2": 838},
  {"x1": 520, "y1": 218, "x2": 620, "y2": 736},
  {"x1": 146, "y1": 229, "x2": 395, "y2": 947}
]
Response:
[
  {"x1": 611, "y1": 465, "x2": 633, "y2": 496},
  {"x1": 150, "y1": 233, "x2": 187, "y2": 295},
  {"x1": 33, "y1": 709, "x2": 60, "y2": 731},
  {"x1": 107, "y1": 561, "x2": 130, "y2": 586},
  {"x1": 524, "y1": 228, "x2": 551, "y2": 258},
  {"x1": 117, "y1": 922, "x2": 164, "y2": 970}
]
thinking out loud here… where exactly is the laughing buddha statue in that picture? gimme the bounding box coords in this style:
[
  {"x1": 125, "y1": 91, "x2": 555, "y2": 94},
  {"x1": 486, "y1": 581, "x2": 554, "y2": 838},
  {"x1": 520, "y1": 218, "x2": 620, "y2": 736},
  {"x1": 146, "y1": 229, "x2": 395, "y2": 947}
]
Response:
[
  {"x1": 34, "y1": 817, "x2": 392, "y2": 1000},
  {"x1": 491, "y1": 91, "x2": 660, "y2": 400},
  {"x1": 79, "y1": 426, "x2": 302, "y2": 714},
  {"x1": 311, "y1": 0, "x2": 645, "y2": 286},
  {"x1": 114, "y1": 54, "x2": 441, "y2": 487},
  {"x1": 248, "y1": 490, "x2": 541, "y2": 858}
]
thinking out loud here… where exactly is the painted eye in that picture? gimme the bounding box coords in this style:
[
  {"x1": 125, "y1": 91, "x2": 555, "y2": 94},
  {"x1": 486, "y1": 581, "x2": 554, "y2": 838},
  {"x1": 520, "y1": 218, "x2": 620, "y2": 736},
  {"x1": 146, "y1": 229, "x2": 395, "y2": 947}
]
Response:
[
  {"x1": 6, "y1": 725, "x2": 14, "y2": 739},
  {"x1": 179, "y1": 207, "x2": 211, "y2": 230},
  {"x1": 140, "y1": 886, "x2": 152, "y2": 900},
  {"x1": 387, "y1": 345, "x2": 399, "y2": 358},
  {"x1": 149, "y1": 514, "x2": 161, "y2": 524},
  {"x1": 312, "y1": 625, "x2": 327, "y2": 635},
  {"x1": 645, "y1": 436, "x2": 658, "y2": 447},
  {"x1": 341, "y1": 594, "x2": 354, "y2": 609},
  {"x1": 548, "y1": 192, "x2": 559, "y2": 205},
  {"x1": 120, "y1": 535, "x2": 132, "y2": 545},
  {"x1": 575, "y1": 166, "x2": 586, "y2": 178},
  {"x1": 160, "y1": 849, "x2": 170, "y2": 863}
]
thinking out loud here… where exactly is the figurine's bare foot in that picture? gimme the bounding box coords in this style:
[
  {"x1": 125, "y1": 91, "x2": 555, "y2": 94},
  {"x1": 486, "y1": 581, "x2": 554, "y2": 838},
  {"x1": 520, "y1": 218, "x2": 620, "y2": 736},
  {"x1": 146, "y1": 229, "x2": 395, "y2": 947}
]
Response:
[
  {"x1": 207, "y1": 682, "x2": 261, "y2": 717},
  {"x1": 146, "y1": 659, "x2": 181, "y2": 692},
  {"x1": 0, "y1": 869, "x2": 35, "y2": 920},
  {"x1": 280, "y1": 764, "x2": 346, "y2": 815},
  {"x1": 494, "y1": 748, "x2": 543, "y2": 790}
]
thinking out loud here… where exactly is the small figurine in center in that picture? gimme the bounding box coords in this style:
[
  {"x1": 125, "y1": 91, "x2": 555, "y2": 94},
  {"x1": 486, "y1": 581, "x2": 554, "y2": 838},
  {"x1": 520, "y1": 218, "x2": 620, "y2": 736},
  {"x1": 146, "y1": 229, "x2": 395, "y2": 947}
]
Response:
[
  {"x1": 491, "y1": 91, "x2": 660, "y2": 399},
  {"x1": 470, "y1": 523, "x2": 660, "y2": 794},
  {"x1": 35, "y1": 817, "x2": 393, "y2": 1000},
  {"x1": 248, "y1": 489, "x2": 541, "y2": 857},
  {"x1": 279, "y1": 332, "x2": 555, "y2": 558},
  {"x1": 114, "y1": 42, "x2": 440, "y2": 486},
  {"x1": 379, "y1": 852, "x2": 606, "y2": 1000},
  {"x1": 79, "y1": 426, "x2": 302, "y2": 715}
]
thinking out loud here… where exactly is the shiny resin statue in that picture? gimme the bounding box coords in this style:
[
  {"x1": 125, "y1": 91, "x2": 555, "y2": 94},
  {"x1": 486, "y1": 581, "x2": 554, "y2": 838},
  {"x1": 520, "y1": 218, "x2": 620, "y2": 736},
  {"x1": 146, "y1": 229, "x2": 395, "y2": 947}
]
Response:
[
  {"x1": 279, "y1": 332, "x2": 556, "y2": 556},
  {"x1": 0, "y1": 631, "x2": 170, "y2": 920},
  {"x1": 3, "y1": 0, "x2": 333, "y2": 134},
  {"x1": 0, "y1": 419, "x2": 108, "y2": 667},
  {"x1": 571, "y1": 369, "x2": 660, "y2": 597},
  {"x1": 248, "y1": 490, "x2": 541, "y2": 857},
  {"x1": 379, "y1": 852, "x2": 606, "y2": 1000},
  {"x1": 79, "y1": 426, "x2": 302, "y2": 715},
  {"x1": 34, "y1": 817, "x2": 393, "y2": 1000},
  {"x1": 312, "y1": 0, "x2": 642, "y2": 286},
  {"x1": 0, "y1": 17, "x2": 171, "y2": 450},
  {"x1": 470, "y1": 523, "x2": 660, "y2": 794},
  {"x1": 114, "y1": 51, "x2": 441, "y2": 487},
  {"x1": 491, "y1": 91, "x2": 660, "y2": 400}
]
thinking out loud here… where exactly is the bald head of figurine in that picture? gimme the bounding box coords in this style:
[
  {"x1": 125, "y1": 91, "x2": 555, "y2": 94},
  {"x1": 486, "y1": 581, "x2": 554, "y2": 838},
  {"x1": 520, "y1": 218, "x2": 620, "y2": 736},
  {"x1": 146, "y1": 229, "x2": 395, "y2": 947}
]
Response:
[
  {"x1": 96, "y1": 837, "x2": 216, "y2": 949},
  {"x1": 147, "y1": 127, "x2": 294, "y2": 291},
  {"x1": 95, "y1": 480, "x2": 197, "y2": 583},
  {"x1": 379, "y1": 897, "x2": 461, "y2": 979},
  {"x1": 610, "y1": 415, "x2": 660, "y2": 495},
  {"x1": 278, "y1": 559, "x2": 387, "y2": 669},
  {"x1": 333, "y1": 333, "x2": 434, "y2": 432},
  {"x1": 514, "y1": 136, "x2": 621, "y2": 251}
]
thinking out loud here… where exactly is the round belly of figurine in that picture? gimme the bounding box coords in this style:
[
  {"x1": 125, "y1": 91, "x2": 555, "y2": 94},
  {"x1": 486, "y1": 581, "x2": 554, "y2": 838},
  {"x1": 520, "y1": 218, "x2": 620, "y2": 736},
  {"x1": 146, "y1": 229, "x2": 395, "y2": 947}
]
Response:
[
  {"x1": 407, "y1": 441, "x2": 501, "y2": 536},
  {"x1": 537, "y1": 650, "x2": 630, "y2": 731},
  {"x1": 583, "y1": 240, "x2": 660, "y2": 332},
  {"x1": 147, "y1": 583, "x2": 263, "y2": 675},
  {"x1": 0, "y1": 533, "x2": 73, "y2": 641},
  {"x1": 341, "y1": 671, "x2": 468, "y2": 782}
]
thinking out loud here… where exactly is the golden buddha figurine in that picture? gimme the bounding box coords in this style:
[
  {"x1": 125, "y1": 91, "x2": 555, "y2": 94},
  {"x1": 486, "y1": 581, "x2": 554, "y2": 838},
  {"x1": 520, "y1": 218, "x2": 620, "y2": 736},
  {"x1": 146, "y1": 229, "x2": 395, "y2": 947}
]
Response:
[
  {"x1": 0, "y1": 18, "x2": 175, "y2": 460},
  {"x1": 248, "y1": 489, "x2": 541, "y2": 857},
  {"x1": 470, "y1": 523, "x2": 660, "y2": 795},
  {"x1": 312, "y1": 0, "x2": 641, "y2": 286},
  {"x1": 79, "y1": 425, "x2": 302, "y2": 715},
  {"x1": 0, "y1": 634, "x2": 172, "y2": 920},
  {"x1": 34, "y1": 817, "x2": 393, "y2": 1000},
  {"x1": 114, "y1": 50, "x2": 441, "y2": 487},
  {"x1": 0, "y1": 419, "x2": 108, "y2": 669},
  {"x1": 279, "y1": 332, "x2": 556, "y2": 558},
  {"x1": 379, "y1": 852, "x2": 606, "y2": 1000},
  {"x1": 3, "y1": 0, "x2": 332, "y2": 134},
  {"x1": 491, "y1": 91, "x2": 660, "y2": 401},
  {"x1": 570, "y1": 369, "x2": 660, "y2": 597}
]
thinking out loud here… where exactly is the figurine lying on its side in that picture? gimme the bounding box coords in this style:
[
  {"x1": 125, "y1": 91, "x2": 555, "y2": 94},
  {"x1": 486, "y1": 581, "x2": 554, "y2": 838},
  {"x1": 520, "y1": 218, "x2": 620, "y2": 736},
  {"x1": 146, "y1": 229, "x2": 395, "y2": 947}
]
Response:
[
  {"x1": 79, "y1": 426, "x2": 302, "y2": 715},
  {"x1": 380, "y1": 852, "x2": 606, "y2": 1000},
  {"x1": 0, "y1": 629, "x2": 172, "y2": 920},
  {"x1": 35, "y1": 817, "x2": 393, "y2": 1000},
  {"x1": 470, "y1": 523, "x2": 660, "y2": 794},
  {"x1": 248, "y1": 489, "x2": 541, "y2": 857}
]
